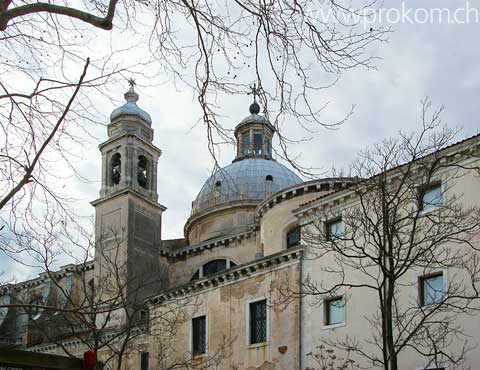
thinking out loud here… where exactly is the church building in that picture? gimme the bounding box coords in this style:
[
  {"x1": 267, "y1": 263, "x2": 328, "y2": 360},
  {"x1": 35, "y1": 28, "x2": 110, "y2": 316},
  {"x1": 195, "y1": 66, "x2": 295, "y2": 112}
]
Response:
[{"x1": 1, "y1": 85, "x2": 480, "y2": 370}]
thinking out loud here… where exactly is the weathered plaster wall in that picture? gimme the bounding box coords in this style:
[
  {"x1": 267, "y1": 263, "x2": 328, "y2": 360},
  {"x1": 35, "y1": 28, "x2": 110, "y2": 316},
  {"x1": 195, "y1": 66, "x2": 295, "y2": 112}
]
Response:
[{"x1": 150, "y1": 262, "x2": 301, "y2": 370}]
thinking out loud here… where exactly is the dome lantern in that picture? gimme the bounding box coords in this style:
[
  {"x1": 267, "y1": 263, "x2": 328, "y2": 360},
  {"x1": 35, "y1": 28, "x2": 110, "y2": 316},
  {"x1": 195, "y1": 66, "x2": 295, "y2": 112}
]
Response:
[
  {"x1": 234, "y1": 85, "x2": 275, "y2": 162},
  {"x1": 110, "y1": 79, "x2": 152, "y2": 125}
]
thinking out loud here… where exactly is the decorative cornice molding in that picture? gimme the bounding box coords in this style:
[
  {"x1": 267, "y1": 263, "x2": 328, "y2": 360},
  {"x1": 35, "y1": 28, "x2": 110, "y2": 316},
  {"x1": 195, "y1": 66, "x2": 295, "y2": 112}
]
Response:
[{"x1": 149, "y1": 247, "x2": 302, "y2": 305}]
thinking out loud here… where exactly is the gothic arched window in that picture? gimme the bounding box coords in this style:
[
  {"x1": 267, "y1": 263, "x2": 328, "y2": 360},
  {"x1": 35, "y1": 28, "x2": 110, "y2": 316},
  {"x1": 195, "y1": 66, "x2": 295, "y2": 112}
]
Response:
[
  {"x1": 111, "y1": 153, "x2": 121, "y2": 185},
  {"x1": 138, "y1": 155, "x2": 148, "y2": 189}
]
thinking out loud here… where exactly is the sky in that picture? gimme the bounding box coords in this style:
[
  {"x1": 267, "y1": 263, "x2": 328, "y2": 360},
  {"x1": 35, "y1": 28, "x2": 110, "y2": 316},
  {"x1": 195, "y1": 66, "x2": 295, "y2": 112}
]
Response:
[{"x1": 3, "y1": 0, "x2": 480, "y2": 280}]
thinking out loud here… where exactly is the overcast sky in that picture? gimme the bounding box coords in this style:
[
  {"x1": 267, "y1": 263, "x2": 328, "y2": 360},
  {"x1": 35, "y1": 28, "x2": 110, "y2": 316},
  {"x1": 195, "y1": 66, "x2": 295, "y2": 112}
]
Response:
[{"x1": 3, "y1": 0, "x2": 480, "y2": 280}]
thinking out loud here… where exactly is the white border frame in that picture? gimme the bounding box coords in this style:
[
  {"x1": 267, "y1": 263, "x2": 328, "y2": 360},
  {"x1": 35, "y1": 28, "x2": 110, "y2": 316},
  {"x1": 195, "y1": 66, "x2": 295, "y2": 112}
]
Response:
[
  {"x1": 189, "y1": 313, "x2": 208, "y2": 356},
  {"x1": 245, "y1": 296, "x2": 270, "y2": 347}
]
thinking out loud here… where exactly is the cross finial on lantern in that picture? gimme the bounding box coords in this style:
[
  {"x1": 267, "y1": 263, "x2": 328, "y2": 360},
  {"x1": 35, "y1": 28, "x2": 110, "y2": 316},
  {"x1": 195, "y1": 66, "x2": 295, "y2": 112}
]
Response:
[
  {"x1": 249, "y1": 83, "x2": 258, "y2": 102},
  {"x1": 128, "y1": 78, "x2": 136, "y2": 88}
]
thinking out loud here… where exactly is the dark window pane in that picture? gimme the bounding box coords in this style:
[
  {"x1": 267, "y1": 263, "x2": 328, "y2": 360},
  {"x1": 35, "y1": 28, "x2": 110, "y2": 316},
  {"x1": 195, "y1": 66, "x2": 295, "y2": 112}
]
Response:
[
  {"x1": 287, "y1": 227, "x2": 301, "y2": 248},
  {"x1": 421, "y1": 184, "x2": 442, "y2": 211},
  {"x1": 325, "y1": 297, "x2": 344, "y2": 325},
  {"x1": 111, "y1": 153, "x2": 121, "y2": 185},
  {"x1": 242, "y1": 134, "x2": 250, "y2": 155},
  {"x1": 138, "y1": 155, "x2": 148, "y2": 188},
  {"x1": 140, "y1": 352, "x2": 149, "y2": 370},
  {"x1": 203, "y1": 259, "x2": 227, "y2": 277},
  {"x1": 250, "y1": 300, "x2": 267, "y2": 344},
  {"x1": 419, "y1": 272, "x2": 443, "y2": 306},
  {"x1": 190, "y1": 270, "x2": 200, "y2": 281},
  {"x1": 192, "y1": 316, "x2": 206, "y2": 354},
  {"x1": 253, "y1": 133, "x2": 263, "y2": 155}
]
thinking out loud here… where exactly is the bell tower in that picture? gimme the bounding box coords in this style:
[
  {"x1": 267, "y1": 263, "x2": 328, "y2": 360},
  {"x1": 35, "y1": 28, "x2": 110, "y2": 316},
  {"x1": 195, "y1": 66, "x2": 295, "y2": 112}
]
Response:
[{"x1": 91, "y1": 81, "x2": 166, "y2": 319}]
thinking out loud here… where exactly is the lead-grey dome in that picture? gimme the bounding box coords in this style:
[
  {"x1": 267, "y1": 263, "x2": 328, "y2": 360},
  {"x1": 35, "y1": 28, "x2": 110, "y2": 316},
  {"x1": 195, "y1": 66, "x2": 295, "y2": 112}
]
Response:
[
  {"x1": 191, "y1": 158, "x2": 302, "y2": 215},
  {"x1": 110, "y1": 87, "x2": 152, "y2": 125}
]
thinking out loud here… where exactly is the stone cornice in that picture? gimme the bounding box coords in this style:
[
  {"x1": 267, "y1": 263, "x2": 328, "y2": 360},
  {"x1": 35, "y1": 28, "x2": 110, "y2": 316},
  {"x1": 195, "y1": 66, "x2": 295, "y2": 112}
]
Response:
[
  {"x1": 255, "y1": 178, "x2": 357, "y2": 220},
  {"x1": 161, "y1": 229, "x2": 257, "y2": 258},
  {"x1": 149, "y1": 247, "x2": 303, "y2": 305}
]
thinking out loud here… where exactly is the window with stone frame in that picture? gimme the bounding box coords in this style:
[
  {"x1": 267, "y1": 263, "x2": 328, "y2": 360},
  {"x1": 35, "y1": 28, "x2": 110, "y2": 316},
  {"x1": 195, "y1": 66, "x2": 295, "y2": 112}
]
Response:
[
  {"x1": 419, "y1": 182, "x2": 442, "y2": 212},
  {"x1": 192, "y1": 315, "x2": 206, "y2": 355},
  {"x1": 419, "y1": 271, "x2": 444, "y2": 306},
  {"x1": 326, "y1": 218, "x2": 344, "y2": 241},
  {"x1": 253, "y1": 132, "x2": 263, "y2": 155},
  {"x1": 140, "y1": 352, "x2": 149, "y2": 370},
  {"x1": 111, "y1": 153, "x2": 121, "y2": 185},
  {"x1": 138, "y1": 155, "x2": 148, "y2": 189},
  {"x1": 324, "y1": 296, "x2": 344, "y2": 326},
  {"x1": 286, "y1": 226, "x2": 301, "y2": 248},
  {"x1": 242, "y1": 133, "x2": 250, "y2": 155},
  {"x1": 249, "y1": 299, "x2": 267, "y2": 344}
]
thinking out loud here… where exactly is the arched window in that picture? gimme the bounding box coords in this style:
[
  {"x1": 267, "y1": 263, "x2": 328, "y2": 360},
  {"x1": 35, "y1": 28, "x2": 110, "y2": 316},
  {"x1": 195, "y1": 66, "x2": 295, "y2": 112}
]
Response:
[
  {"x1": 215, "y1": 180, "x2": 222, "y2": 188},
  {"x1": 266, "y1": 175, "x2": 273, "y2": 182},
  {"x1": 111, "y1": 153, "x2": 121, "y2": 185},
  {"x1": 190, "y1": 259, "x2": 237, "y2": 281},
  {"x1": 138, "y1": 155, "x2": 148, "y2": 189},
  {"x1": 287, "y1": 226, "x2": 301, "y2": 248}
]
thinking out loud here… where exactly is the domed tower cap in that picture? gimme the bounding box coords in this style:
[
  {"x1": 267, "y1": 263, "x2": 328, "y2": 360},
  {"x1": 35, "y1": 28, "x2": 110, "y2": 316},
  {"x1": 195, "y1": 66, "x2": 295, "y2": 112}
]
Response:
[{"x1": 109, "y1": 79, "x2": 152, "y2": 125}]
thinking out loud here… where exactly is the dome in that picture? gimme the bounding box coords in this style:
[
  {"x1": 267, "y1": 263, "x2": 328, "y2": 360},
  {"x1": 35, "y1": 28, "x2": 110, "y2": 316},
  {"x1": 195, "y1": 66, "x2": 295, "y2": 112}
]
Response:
[
  {"x1": 192, "y1": 158, "x2": 303, "y2": 215},
  {"x1": 110, "y1": 86, "x2": 152, "y2": 125}
]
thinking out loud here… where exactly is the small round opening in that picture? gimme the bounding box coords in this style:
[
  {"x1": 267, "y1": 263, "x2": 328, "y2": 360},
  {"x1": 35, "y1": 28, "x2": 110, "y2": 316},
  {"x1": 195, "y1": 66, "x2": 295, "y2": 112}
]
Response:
[{"x1": 215, "y1": 180, "x2": 222, "y2": 187}]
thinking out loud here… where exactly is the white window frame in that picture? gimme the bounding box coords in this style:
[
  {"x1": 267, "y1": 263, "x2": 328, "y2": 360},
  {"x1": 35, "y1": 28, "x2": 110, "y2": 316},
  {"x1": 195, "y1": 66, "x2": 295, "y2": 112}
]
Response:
[
  {"x1": 321, "y1": 294, "x2": 346, "y2": 330},
  {"x1": 190, "y1": 313, "x2": 208, "y2": 356},
  {"x1": 246, "y1": 296, "x2": 270, "y2": 347}
]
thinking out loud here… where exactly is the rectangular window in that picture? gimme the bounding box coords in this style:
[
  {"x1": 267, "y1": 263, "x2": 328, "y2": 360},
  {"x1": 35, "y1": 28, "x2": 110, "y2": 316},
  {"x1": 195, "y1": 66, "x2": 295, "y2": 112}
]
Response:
[
  {"x1": 140, "y1": 352, "x2": 149, "y2": 370},
  {"x1": 324, "y1": 296, "x2": 344, "y2": 326},
  {"x1": 253, "y1": 133, "x2": 263, "y2": 155},
  {"x1": 192, "y1": 315, "x2": 206, "y2": 355},
  {"x1": 419, "y1": 272, "x2": 444, "y2": 306},
  {"x1": 326, "y1": 219, "x2": 344, "y2": 241},
  {"x1": 250, "y1": 299, "x2": 267, "y2": 344},
  {"x1": 242, "y1": 134, "x2": 250, "y2": 155},
  {"x1": 420, "y1": 183, "x2": 442, "y2": 212},
  {"x1": 287, "y1": 227, "x2": 301, "y2": 248}
]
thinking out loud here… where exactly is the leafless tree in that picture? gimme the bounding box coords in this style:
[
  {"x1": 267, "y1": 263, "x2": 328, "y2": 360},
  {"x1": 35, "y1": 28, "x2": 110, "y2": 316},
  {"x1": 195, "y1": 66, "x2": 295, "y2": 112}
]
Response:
[
  {"x1": 293, "y1": 99, "x2": 480, "y2": 369},
  {"x1": 0, "y1": 224, "x2": 230, "y2": 369}
]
